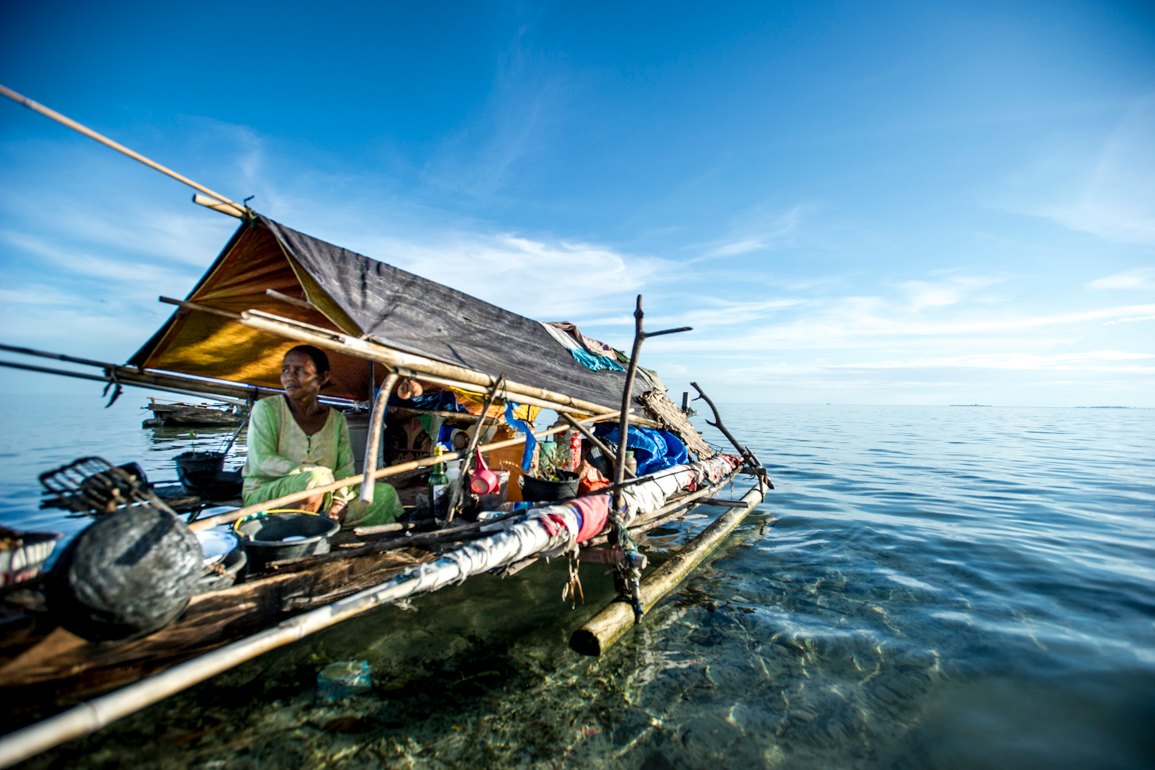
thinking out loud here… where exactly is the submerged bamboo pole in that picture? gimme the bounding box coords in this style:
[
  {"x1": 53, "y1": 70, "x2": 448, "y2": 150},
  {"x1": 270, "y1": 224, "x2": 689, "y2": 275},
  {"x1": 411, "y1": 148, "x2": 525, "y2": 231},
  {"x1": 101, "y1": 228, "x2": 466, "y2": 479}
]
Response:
[{"x1": 570, "y1": 479, "x2": 769, "y2": 657}]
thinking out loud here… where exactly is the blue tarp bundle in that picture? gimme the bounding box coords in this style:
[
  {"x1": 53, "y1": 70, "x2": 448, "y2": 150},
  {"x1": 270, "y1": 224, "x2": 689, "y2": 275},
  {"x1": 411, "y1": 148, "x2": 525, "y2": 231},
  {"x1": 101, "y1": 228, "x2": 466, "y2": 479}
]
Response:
[{"x1": 594, "y1": 424, "x2": 690, "y2": 475}]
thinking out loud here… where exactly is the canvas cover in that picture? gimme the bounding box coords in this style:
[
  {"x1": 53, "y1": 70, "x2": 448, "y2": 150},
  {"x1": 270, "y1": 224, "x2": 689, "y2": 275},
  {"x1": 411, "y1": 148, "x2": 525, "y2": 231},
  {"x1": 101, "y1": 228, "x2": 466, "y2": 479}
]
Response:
[{"x1": 128, "y1": 215, "x2": 640, "y2": 410}]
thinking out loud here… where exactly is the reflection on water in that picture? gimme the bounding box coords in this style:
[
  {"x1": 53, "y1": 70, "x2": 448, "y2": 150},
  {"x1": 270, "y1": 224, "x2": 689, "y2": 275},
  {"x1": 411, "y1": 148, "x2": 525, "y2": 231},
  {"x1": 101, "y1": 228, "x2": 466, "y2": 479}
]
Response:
[{"x1": 5, "y1": 401, "x2": 1155, "y2": 768}]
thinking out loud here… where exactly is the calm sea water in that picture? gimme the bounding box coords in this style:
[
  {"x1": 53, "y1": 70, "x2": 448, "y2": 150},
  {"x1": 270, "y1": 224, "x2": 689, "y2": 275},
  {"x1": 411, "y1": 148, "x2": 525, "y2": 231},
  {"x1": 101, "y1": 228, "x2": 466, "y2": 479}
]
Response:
[{"x1": 2, "y1": 397, "x2": 1153, "y2": 769}]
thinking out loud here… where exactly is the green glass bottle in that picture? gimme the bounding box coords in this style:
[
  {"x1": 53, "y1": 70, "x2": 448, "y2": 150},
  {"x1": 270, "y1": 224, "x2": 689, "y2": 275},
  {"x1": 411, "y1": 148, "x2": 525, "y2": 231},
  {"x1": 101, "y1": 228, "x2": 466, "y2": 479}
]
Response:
[{"x1": 428, "y1": 444, "x2": 449, "y2": 518}]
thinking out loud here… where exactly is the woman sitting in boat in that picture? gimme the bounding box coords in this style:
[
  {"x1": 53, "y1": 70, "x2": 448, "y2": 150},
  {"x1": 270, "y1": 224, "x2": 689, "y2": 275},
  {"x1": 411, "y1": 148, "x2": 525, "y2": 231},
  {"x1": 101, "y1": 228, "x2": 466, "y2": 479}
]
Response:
[{"x1": 242, "y1": 344, "x2": 402, "y2": 527}]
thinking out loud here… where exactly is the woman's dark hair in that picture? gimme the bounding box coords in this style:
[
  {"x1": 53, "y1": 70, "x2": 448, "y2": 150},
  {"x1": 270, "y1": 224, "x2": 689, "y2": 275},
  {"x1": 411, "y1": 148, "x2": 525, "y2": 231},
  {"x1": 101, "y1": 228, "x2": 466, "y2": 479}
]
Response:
[{"x1": 286, "y1": 344, "x2": 331, "y2": 376}]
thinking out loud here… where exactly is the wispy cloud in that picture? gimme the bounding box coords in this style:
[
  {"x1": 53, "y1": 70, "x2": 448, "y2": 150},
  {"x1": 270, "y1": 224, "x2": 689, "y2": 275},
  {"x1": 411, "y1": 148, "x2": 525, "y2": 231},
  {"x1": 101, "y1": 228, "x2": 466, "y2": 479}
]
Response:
[
  {"x1": 698, "y1": 203, "x2": 814, "y2": 259},
  {"x1": 898, "y1": 273, "x2": 1006, "y2": 311},
  {"x1": 661, "y1": 297, "x2": 808, "y2": 329},
  {"x1": 1089, "y1": 267, "x2": 1155, "y2": 291},
  {"x1": 422, "y1": 24, "x2": 568, "y2": 200},
  {"x1": 714, "y1": 301, "x2": 1155, "y2": 352},
  {"x1": 1027, "y1": 93, "x2": 1155, "y2": 245},
  {"x1": 0, "y1": 228, "x2": 199, "y2": 288},
  {"x1": 835, "y1": 349, "x2": 1155, "y2": 371},
  {"x1": 637, "y1": 284, "x2": 1155, "y2": 374}
]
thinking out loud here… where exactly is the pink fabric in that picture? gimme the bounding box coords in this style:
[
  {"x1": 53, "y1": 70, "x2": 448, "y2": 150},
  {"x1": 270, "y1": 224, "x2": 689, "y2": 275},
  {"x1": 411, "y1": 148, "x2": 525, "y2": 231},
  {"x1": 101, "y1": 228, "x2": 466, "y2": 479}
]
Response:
[
  {"x1": 538, "y1": 512, "x2": 569, "y2": 538},
  {"x1": 571, "y1": 494, "x2": 611, "y2": 543}
]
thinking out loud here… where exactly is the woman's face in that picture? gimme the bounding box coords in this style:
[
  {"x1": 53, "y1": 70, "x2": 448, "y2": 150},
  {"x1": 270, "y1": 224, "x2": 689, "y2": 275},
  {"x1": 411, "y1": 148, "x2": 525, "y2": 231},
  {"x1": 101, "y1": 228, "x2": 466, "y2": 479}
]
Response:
[{"x1": 280, "y1": 351, "x2": 328, "y2": 399}]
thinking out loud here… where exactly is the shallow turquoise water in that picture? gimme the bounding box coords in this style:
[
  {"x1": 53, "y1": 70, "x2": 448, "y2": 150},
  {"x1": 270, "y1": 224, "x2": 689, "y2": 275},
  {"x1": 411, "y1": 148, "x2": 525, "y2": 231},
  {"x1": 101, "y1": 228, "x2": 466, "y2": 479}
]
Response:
[{"x1": 2, "y1": 398, "x2": 1153, "y2": 768}]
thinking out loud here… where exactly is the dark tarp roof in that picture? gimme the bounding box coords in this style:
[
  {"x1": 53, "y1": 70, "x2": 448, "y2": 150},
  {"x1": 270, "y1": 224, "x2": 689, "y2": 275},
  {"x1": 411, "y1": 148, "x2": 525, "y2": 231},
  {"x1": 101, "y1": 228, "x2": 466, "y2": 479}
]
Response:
[{"x1": 128, "y1": 215, "x2": 640, "y2": 410}]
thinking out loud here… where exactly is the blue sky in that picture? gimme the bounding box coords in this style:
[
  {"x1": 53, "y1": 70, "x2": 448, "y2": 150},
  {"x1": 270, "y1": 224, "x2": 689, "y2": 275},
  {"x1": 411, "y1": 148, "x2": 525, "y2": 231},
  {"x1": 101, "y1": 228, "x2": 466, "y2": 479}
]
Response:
[{"x1": 1, "y1": 1, "x2": 1153, "y2": 406}]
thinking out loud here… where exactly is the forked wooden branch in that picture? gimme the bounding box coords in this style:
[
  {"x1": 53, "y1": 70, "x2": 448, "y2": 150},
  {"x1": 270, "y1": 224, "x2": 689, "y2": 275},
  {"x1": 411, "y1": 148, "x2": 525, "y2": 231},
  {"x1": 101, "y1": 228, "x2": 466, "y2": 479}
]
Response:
[{"x1": 690, "y1": 381, "x2": 770, "y2": 486}]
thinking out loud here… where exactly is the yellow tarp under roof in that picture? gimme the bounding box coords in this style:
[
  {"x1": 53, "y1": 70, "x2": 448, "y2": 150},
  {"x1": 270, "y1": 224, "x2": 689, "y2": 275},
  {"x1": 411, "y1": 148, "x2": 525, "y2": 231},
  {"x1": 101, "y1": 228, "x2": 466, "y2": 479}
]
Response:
[{"x1": 129, "y1": 216, "x2": 641, "y2": 408}]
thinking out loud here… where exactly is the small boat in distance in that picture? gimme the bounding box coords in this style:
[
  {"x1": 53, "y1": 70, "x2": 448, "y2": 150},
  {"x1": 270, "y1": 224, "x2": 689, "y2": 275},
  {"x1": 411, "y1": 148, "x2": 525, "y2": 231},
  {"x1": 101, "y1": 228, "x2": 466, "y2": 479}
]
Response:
[{"x1": 142, "y1": 397, "x2": 248, "y2": 428}]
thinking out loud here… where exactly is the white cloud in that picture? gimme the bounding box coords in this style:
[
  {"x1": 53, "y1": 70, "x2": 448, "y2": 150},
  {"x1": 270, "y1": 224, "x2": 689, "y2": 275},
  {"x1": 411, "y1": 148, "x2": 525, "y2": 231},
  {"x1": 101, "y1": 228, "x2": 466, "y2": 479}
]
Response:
[
  {"x1": 835, "y1": 350, "x2": 1154, "y2": 371},
  {"x1": 653, "y1": 298, "x2": 807, "y2": 329},
  {"x1": 321, "y1": 228, "x2": 677, "y2": 322},
  {"x1": 0, "y1": 283, "x2": 81, "y2": 308},
  {"x1": 1089, "y1": 267, "x2": 1155, "y2": 291},
  {"x1": 899, "y1": 273, "x2": 1006, "y2": 312}
]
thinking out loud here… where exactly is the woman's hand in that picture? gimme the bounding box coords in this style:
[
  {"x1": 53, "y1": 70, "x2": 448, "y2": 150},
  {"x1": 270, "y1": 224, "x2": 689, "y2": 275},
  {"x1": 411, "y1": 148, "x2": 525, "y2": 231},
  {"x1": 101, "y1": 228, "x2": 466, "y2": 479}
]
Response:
[{"x1": 327, "y1": 501, "x2": 347, "y2": 524}]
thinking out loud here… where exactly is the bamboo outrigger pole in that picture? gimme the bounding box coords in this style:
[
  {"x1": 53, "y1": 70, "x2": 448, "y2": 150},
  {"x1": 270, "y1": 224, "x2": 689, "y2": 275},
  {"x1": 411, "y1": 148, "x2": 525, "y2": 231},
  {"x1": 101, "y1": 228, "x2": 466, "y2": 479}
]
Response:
[
  {"x1": 0, "y1": 84, "x2": 248, "y2": 218},
  {"x1": 570, "y1": 478, "x2": 769, "y2": 656},
  {"x1": 0, "y1": 344, "x2": 274, "y2": 405}
]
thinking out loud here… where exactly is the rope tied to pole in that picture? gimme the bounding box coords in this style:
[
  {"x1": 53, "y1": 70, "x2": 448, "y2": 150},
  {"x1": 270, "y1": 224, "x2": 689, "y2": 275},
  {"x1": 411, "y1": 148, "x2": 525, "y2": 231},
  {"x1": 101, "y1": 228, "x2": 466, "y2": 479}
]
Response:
[
  {"x1": 611, "y1": 514, "x2": 647, "y2": 622},
  {"x1": 561, "y1": 543, "x2": 584, "y2": 609}
]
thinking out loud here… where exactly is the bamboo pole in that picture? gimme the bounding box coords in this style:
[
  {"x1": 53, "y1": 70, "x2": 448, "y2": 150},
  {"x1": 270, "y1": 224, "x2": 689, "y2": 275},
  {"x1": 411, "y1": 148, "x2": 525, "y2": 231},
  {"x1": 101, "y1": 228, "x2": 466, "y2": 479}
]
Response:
[
  {"x1": 155, "y1": 297, "x2": 641, "y2": 420},
  {"x1": 264, "y1": 288, "x2": 314, "y2": 310},
  {"x1": 192, "y1": 193, "x2": 245, "y2": 218},
  {"x1": 0, "y1": 84, "x2": 247, "y2": 218},
  {"x1": 189, "y1": 413, "x2": 619, "y2": 532},
  {"x1": 0, "y1": 357, "x2": 269, "y2": 406},
  {"x1": 358, "y1": 372, "x2": 399, "y2": 505},
  {"x1": 569, "y1": 479, "x2": 769, "y2": 657},
  {"x1": 0, "y1": 342, "x2": 124, "y2": 371},
  {"x1": 446, "y1": 376, "x2": 504, "y2": 523},
  {"x1": 241, "y1": 309, "x2": 626, "y2": 417}
]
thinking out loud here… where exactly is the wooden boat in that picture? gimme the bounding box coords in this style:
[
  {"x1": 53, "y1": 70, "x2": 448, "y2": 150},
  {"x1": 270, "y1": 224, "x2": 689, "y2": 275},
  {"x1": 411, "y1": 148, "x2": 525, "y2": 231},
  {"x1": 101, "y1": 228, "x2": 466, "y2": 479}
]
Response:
[
  {"x1": 0, "y1": 87, "x2": 771, "y2": 768},
  {"x1": 142, "y1": 397, "x2": 247, "y2": 428}
]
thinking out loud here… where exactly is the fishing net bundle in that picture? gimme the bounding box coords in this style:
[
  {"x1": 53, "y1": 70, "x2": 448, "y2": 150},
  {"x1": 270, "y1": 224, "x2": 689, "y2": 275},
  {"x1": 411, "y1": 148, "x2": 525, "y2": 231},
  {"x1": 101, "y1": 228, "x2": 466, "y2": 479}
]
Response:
[{"x1": 46, "y1": 505, "x2": 203, "y2": 641}]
